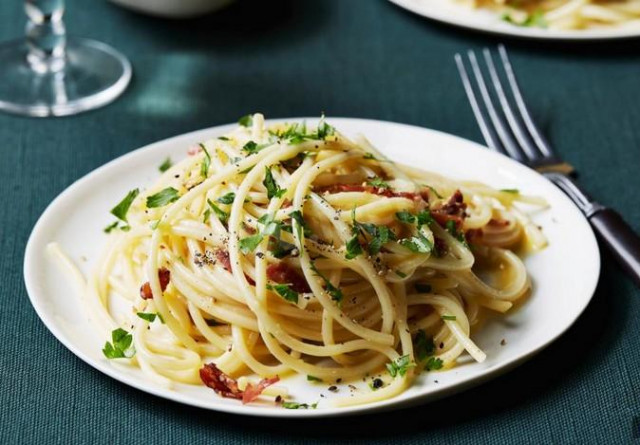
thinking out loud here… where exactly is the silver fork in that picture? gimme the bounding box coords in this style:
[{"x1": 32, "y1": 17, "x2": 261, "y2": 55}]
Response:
[{"x1": 455, "y1": 45, "x2": 640, "y2": 287}]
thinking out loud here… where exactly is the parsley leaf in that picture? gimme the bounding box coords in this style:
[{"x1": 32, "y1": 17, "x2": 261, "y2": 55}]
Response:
[
  {"x1": 206, "y1": 199, "x2": 228, "y2": 223},
  {"x1": 111, "y1": 189, "x2": 139, "y2": 222},
  {"x1": 414, "y1": 330, "x2": 436, "y2": 362},
  {"x1": 426, "y1": 356, "x2": 443, "y2": 371},
  {"x1": 239, "y1": 233, "x2": 264, "y2": 254},
  {"x1": 104, "y1": 221, "x2": 119, "y2": 233},
  {"x1": 136, "y1": 312, "x2": 164, "y2": 323},
  {"x1": 424, "y1": 185, "x2": 443, "y2": 199},
  {"x1": 500, "y1": 188, "x2": 520, "y2": 194},
  {"x1": 441, "y1": 315, "x2": 457, "y2": 321},
  {"x1": 158, "y1": 157, "x2": 172, "y2": 173},
  {"x1": 416, "y1": 210, "x2": 435, "y2": 227},
  {"x1": 310, "y1": 262, "x2": 343, "y2": 303},
  {"x1": 399, "y1": 233, "x2": 433, "y2": 253},
  {"x1": 395, "y1": 211, "x2": 416, "y2": 224},
  {"x1": 242, "y1": 141, "x2": 259, "y2": 154},
  {"x1": 363, "y1": 152, "x2": 377, "y2": 160},
  {"x1": 345, "y1": 235, "x2": 363, "y2": 260},
  {"x1": 146, "y1": 187, "x2": 180, "y2": 208},
  {"x1": 218, "y1": 136, "x2": 230, "y2": 141},
  {"x1": 200, "y1": 144, "x2": 211, "y2": 179},
  {"x1": 282, "y1": 401, "x2": 318, "y2": 409},
  {"x1": 306, "y1": 375, "x2": 323, "y2": 383},
  {"x1": 367, "y1": 176, "x2": 390, "y2": 189},
  {"x1": 267, "y1": 283, "x2": 299, "y2": 304},
  {"x1": 445, "y1": 220, "x2": 468, "y2": 247},
  {"x1": 289, "y1": 210, "x2": 312, "y2": 243},
  {"x1": 238, "y1": 114, "x2": 253, "y2": 127},
  {"x1": 102, "y1": 328, "x2": 135, "y2": 359},
  {"x1": 386, "y1": 355, "x2": 415, "y2": 378},
  {"x1": 217, "y1": 192, "x2": 236, "y2": 204},
  {"x1": 263, "y1": 167, "x2": 287, "y2": 199},
  {"x1": 316, "y1": 114, "x2": 335, "y2": 139}
]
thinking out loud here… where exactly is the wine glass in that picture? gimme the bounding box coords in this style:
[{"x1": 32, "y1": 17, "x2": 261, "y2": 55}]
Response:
[{"x1": 0, "y1": 0, "x2": 132, "y2": 117}]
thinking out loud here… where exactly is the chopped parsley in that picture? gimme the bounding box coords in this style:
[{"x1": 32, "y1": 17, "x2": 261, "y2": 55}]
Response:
[
  {"x1": 426, "y1": 356, "x2": 443, "y2": 371},
  {"x1": 239, "y1": 233, "x2": 263, "y2": 254},
  {"x1": 396, "y1": 209, "x2": 434, "y2": 228},
  {"x1": 289, "y1": 210, "x2": 312, "y2": 243},
  {"x1": 348, "y1": 208, "x2": 396, "y2": 258},
  {"x1": 242, "y1": 141, "x2": 259, "y2": 155},
  {"x1": 218, "y1": 136, "x2": 230, "y2": 141},
  {"x1": 270, "y1": 114, "x2": 335, "y2": 144},
  {"x1": 200, "y1": 144, "x2": 211, "y2": 179},
  {"x1": 263, "y1": 167, "x2": 287, "y2": 199},
  {"x1": 306, "y1": 375, "x2": 323, "y2": 383},
  {"x1": 345, "y1": 235, "x2": 364, "y2": 260},
  {"x1": 158, "y1": 157, "x2": 172, "y2": 173},
  {"x1": 395, "y1": 211, "x2": 416, "y2": 224},
  {"x1": 445, "y1": 220, "x2": 468, "y2": 247},
  {"x1": 102, "y1": 328, "x2": 135, "y2": 359},
  {"x1": 136, "y1": 312, "x2": 164, "y2": 323},
  {"x1": 111, "y1": 188, "x2": 139, "y2": 222},
  {"x1": 282, "y1": 401, "x2": 318, "y2": 409},
  {"x1": 363, "y1": 152, "x2": 377, "y2": 160},
  {"x1": 395, "y1": 270, "x2": 407, "y2": 278},
  {"x1": 424, "y1": 185, "x2": 443, "y2": 199},
  {"x1": 310, "y1": 262, "x2": 343, "y2": 303},
  {"x1": 501, "y1": 10, "x2": 547, "y2": 28},
  {"x1": 267, "y1": 283, "x2": 299, "y2": 304},
  {"x1": 238, "y1": 114, "x2": 253, "y2": 127},
  {"x1": 238, "y1": 213, "x2": 284, "y2": 254},
  {"x1": 367, "y1": 176, "x2": 390, "y2": 189},
  {"x1": 146, "y1": 187, "x2": 180, "y2": 208},
  {"x1": 103, "y1": 221, "x2": 119, "y2": 233},
  {"x1": 441, "y1": 314, "x2": 457, "y2": 321},
  {"x1": 205, "y1": 199, "x2": 228, "y2": 224},
  {"x1": 399, "y1": 233, "x2": 433, "y2": 253},
  {"x1": 217, "y1": 192, "x2": 236, "y2": 204},
  {"x1": 414, "y1": 330, "x2": 435, "y2": 362},
  {"x1": 386, "y1": 355, "x2": 415, "y2": 378},
  {"x1": 500, "y1": 188, "x2": 520, "y2": 194}
]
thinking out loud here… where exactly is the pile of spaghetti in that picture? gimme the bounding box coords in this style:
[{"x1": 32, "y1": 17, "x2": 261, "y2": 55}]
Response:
[
  {"x1": 87, "y1": 114, "x2": 546, "y2": 408},
  {"x1": 471, "y1": 0, "x2": 640, "y2": 29}
]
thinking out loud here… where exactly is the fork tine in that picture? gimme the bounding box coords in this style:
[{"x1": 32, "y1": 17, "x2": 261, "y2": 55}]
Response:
[
  {"x1": 466, "y1": 50, "x2": 526, "y2": 163},
  {"x1": 482, "y1": 48, "x2": 540, "y2": 162},
  {"x1": 454, "y1": 53, "x2": 504, "y2": 154},
  {"x1": 497, "y1": 45, "x2": 555, "y2": 159}
]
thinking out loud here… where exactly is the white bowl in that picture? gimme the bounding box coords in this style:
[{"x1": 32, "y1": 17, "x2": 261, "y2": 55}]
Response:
[{"x1": 109, "y1": 0, "x2": 235, "y2": 18}]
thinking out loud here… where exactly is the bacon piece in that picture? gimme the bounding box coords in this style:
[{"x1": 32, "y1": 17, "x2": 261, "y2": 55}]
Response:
[
  {"x1": 267, "y1": 263, "x2": 311, "y2": 293},
  {"x1": 199, "y1": 363, "x2": 280, "y2": 404},
  {"x1": 465, "y1": 228, "x2": 483, "y2": 244},
  {"x1": 317, "y1": 184, "x2": 425, "y2": 202},
  {"x1": 215, "y1": 249, "x2": 232, "y2": 272},
  {"x1": 242, "y1": 376, "x2": 280, "y2": 404},
  {"x1": 431, "y1": 190, "x2": 467, "y2": 230},
  {"x1": 187, "y1": 145, "x2": 202, "y2": 156},
  {"x1": 139, "y1": 268, "x2": 171, "y2": 300},
  {"x1": 199, "y1": 363, "x2": 243, "y2": 400},
  {"x1": 433, "y1": 237, "x2": 448, "y2": 257},
  {"x1": 488, "y1": 218, "x2": 509, "y2": 227}
]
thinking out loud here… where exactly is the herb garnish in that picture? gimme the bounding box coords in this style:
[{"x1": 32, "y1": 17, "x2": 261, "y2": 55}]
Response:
[
  {"x1": 267, "y1": 283, "x2": 299, "y2": 304},
  {"x1": 367, "y1": 176, "x2": 390, "y2": 189},
  {"x1": 136, "y1": 312, "x2": 165, "y2": 323},
  {"x1": 158, "y1": 157, "x2": 172, "y2": 173},
  {"x1": 104, "y1": 221, "x2": 119, "y2": 233},
  {"x1": 263, "y1": 167, "x2": 287, "y2": 199},
  {"x1": 445, "y1": 220, "x2": 468, "y2": 247},
  {"x1": 217, "y1": 192, "x2": 236, "y2": 204},
  {"x1": 205, "y1": 199, "x2": 228, "y2": 224},
  {"x1": 289, "y1": 210, "x2": 311, "y2": 244},
  {"x1": 413, "y1": 330, "x2": 443, "y2": 371},
  {"x1": 239, "y1": 233, "x2": 264, "y2": 254},
  {"x1": 146, "y1": 187, "x2": 180, "y2": 208},
  {"x1": 282, "y1": 401, "x2": 318, "y2": 410},
  {"x1": 306, "y1": 375, "x2": 323, "y2": 383},
  {"x1": 348, "y1": 208, "x2": 396, "y2": 258},
  {"x1": 111, "y1": 188, "x2": 139, "y2": 222},
  {"x1": 441, "y1": 315, "x2": 457, "y2": 321},
  {"x1": 386, "y1": 355, "x2": 415, "y2": 378},
  {"x1": 102, "y1": 328, "x2": 135, "y2": 359},
  {"x1": 500, "y1": 188, "x2": 520, "y2": 194},
  {"x1": 310, "y1": 262, "x2": 343, "y2": 303},
  {"x1": 238, "y1": 114, "x2": 253, "y2": 127},
  {"x1": 200, "y1": 144, "x2": 211, "y2": 179},
  {"x1": 399, "y1": 233, "x2": 433, "y2": 253},
  {"x1": 218, "y1": 136, "x2": 230, "y2": 141}
]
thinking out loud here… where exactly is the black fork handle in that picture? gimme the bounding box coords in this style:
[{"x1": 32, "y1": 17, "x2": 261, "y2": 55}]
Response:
[{"x1": 589, "y1": 207, "x2": 640, "y2": 287}]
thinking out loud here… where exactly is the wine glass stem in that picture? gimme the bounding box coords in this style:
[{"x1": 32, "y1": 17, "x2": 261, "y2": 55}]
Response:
[{"x1": 25, "y1": 0, "x2": 66, "y2": 73}]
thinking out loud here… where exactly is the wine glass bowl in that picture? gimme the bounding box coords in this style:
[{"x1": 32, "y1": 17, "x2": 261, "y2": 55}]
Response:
[{"x1": 0, "y1": 1, "x2": 131, "y2": 117}]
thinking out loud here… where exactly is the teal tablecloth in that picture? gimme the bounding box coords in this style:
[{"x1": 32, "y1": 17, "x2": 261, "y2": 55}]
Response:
[{"x1": 2, "y1": 1, "x2": 640, "y2": 443}]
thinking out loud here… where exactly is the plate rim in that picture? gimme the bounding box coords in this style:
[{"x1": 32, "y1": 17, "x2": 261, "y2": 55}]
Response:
[
  {"x1": 388, "y1": 0, "x2": 640, "y2": 41},
  {"x1": 23, "y1": 117, "x2": 601, "y2": 417}
]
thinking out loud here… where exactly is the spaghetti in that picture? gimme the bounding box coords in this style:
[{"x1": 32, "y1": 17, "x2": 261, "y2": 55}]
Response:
[{"x1": 84, "y1": 114, "x2": 546, "y2": 408}]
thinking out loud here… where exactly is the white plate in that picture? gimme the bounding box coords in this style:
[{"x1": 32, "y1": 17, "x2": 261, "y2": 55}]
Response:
[
  {"x1": 389, "y1": 0, "x2": 640, "y2": 40},
  {"x1": 24, "y1": 118, "x2": 600, "y2": 417}
]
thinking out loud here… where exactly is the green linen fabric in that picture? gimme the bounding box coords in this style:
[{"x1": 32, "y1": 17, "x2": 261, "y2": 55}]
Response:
[{"x1": 1, "y1": 0, "x2": 640, "y2": 443}]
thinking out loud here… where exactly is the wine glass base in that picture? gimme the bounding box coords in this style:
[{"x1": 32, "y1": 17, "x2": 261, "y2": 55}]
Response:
[{"x1": 0, "y1": 37, "x2": 132, "y2": 117}]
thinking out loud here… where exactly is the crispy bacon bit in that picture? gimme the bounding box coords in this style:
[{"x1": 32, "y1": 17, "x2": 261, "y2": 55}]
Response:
[
  {"x1": 434, "y1": 237, "x2": 448, "y2": 257},
  {"x1": 316, "y1": 184, "x2": 425, "y2": 202},
  {"x1": 199, "y1": 363, "x2": 280, "y2": 404},
  {"x1": 187, "y1": 145, "x2": 202, "y2": 156},
  {"x1": 432, "y1": 190, "x2": 467, "y2": 230},
  {"x1": 242, "y1": 376, "x2": 280, "y2": 404},
  {"x1": 267, "y1": 263, "x2": 311, "y2": 293},
  {"x1": 281, "y1": 199, "x2": 293, "y2": 208},
  {"x1": 488, "y1": 218, "x2": 509, "y2": 227},
  {"x1": 215, "y1": 249, "x2": 232, "y2": 273},
  {"x1": 466, "y1": 228, "x2": 483, "y2": 244},
  {"x1": 139, "y1": 268, "x2": 171, "y2": 300}
]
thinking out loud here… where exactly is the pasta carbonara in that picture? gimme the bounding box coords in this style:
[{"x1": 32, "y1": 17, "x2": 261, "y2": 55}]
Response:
[
  {"x1": 65, "y1": 114, "x2": 547, "y2": 408},
  {"x1": 467, "y1": 0, "x2": 640, "y2": 30}
]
